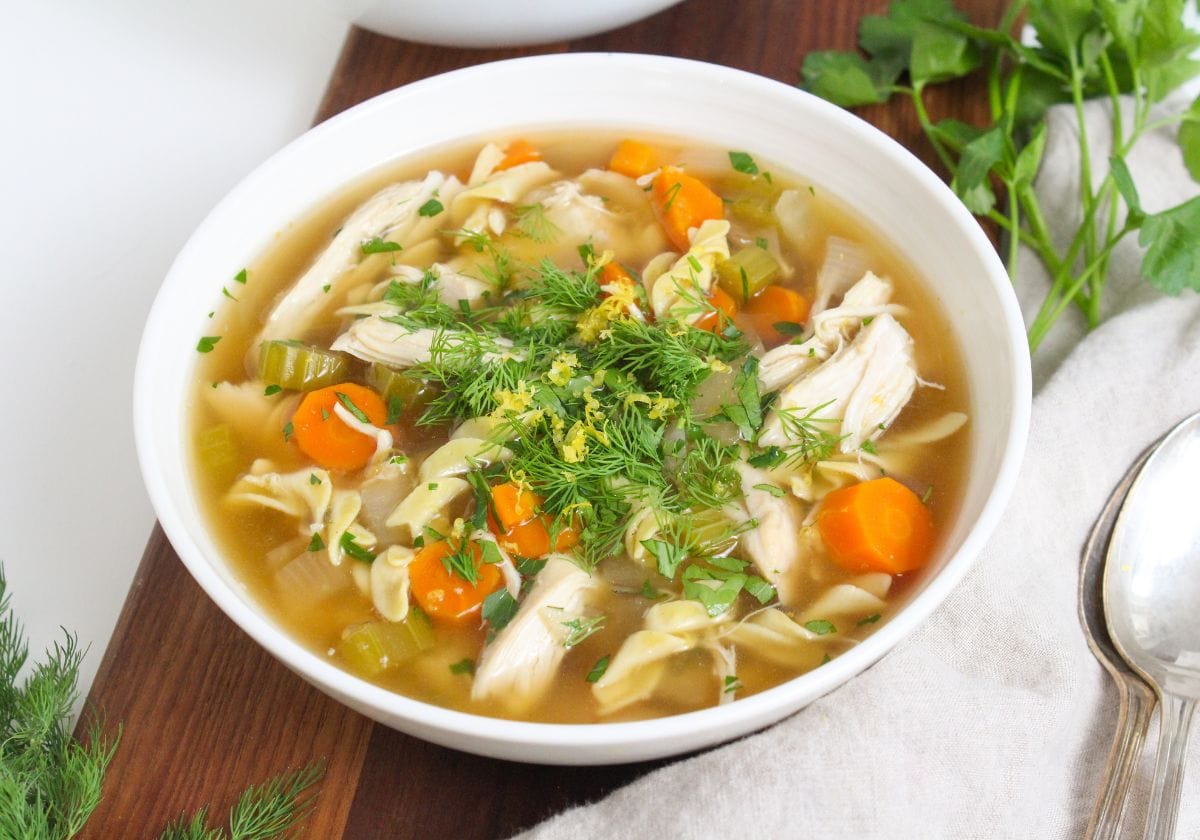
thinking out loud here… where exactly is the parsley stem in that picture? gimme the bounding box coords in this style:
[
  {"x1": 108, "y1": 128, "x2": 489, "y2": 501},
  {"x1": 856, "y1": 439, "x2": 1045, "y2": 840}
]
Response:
[{"x1": 909, "y1": 85, "x2": 956, "y2": 173}]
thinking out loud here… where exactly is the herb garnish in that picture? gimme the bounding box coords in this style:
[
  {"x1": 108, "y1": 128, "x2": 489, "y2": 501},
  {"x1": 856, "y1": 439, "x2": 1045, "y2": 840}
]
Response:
[
  {"x1": 334, "y1": 391, "x2": 372, "y2": 424},
  {"x1": 196, "y1": 336, "x2": 221, "y2": 353},
  {"x1": 450, "y1": 658, "x2": 476, "y2": 675},
  {"x1": 801, "y1": 0, "x2": 1200, "y2": 352},
  {"x1": 585, "y1": 655, "x2": 611, "y2": 683},
  {"x1": 360, "y1": 236, "x2": 401, "y2": 255},
  {"x1": 728, "y1": 151, "x2": 759, "y2": 175},
  {"x1": 482, "y1": 589, "x2": 519, "y2": 632},
  {"x1": 562, "y1": 615, "x2": 606, "y2": 649},
  {"x1": 339, "y1": 532, "x2": 376, "y2": 564},
  {"x1": 418, "y1": 198, "x2": 444, "y2": 217},
  {"x1": 804, "y1": 619, "x2": 837, "y2": 636}
]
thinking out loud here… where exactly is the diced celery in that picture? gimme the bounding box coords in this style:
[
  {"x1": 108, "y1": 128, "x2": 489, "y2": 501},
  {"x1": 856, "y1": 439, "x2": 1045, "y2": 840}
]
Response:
[
  {"x1": 366, "y1": 363, "x2": 438, "y2": 419},
  {"x1": 716, "y1": 247, "x2": 781, "y2": 303},
  {"x1": 196, "y1": 423, "x2": 239, "y2": 480},
  {"x1": 258, "y1": 340, "x2": 350, "y2": 391},
  {"x1": 728, "y1": 198, "x2": 777, "y2": 229},
  {"x1": 338, "y1": 610, "x2": 434, "y2": 678}
]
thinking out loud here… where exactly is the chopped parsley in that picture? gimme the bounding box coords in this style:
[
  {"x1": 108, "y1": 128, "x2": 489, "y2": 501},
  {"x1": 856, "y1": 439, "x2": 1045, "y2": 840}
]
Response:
[
  {"x1": 723, "y1": 675, "x2": 742, "y2": 693},
  {"x1": 264, "y1": 384, "x2": 282, "y2": 396},
  {"x1": 418, "y1": 198, "x2": 444, "y2": 217},
  {"x1": 335, "y1": 391, "x2": 372, "y2": 424},
  {"x1": 857, "y1": 613, "x2": 882, "y2": 627},
  {"x1": 585, "y1": 655, "x2": 611, "y2": 683},
  {"x1": 309, "y1": 473, "x2": 321, "y2": 485},
  {"x1": 196, "y1": 336, "x2": 221, "y2": 353},
  {"x1": 386, "y1": 395, "x2": 404, "y2": 425},
  {"x1": 282, "y1": 421, "x2": 294, "y2": 441},
  {"x1": 450, "y1": 658, "x2": 476, "y2": 676},
  {"x1": 482, "y1": 589, "x2": 519, "y2": 631},
  {"x1": 234, "y1": 268, "x2": 248, "y2": 284},
  {"x1": 804, "y1": 619, "x2": 837, "y2": 636},
  {"x1": 307, "y1": 533, "x2": 325, "y2": 552},
  {"x1": 339, "y1": 532, "x2": 376, "y2": 563},
  {"x1": 360, "y1": 236, "x2": 402, "y2": 255},
  {"x1": 752, "y1": 483, "x2": 786, "y2": 498},
  {"x1": 728, "y1": 151, "x2": 759, "y2": 175}
]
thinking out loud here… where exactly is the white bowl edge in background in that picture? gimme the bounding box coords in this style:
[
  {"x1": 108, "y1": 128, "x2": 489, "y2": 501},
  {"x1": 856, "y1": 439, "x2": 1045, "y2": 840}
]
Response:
[
  {"x1": 318, "y1": 0, "x2": 683, "y2": 47},
  {"x1": 135, "y1": 53, "x2": 1031, "y2": 764}
]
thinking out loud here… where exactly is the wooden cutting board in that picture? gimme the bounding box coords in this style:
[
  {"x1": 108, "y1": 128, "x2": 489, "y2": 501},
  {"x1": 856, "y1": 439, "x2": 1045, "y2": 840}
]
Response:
[{"x1": 78, "y1": 2, "x2": 1000, "y2": 835}]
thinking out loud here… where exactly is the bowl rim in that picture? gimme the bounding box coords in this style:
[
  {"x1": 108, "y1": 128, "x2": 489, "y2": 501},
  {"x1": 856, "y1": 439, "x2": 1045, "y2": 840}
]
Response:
[{"x1": 134, "y1": 51, "x2": 1031, "y2": 760}]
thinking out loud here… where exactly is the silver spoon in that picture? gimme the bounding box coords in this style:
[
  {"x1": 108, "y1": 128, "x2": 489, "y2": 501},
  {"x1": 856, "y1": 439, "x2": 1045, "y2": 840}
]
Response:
[
  {"x1": 1080, "y1": 440, "x2": 1159, "y2": 839},
  {"x1": 1105, "y1": 410, "x2": 1200, "y2": 840}
]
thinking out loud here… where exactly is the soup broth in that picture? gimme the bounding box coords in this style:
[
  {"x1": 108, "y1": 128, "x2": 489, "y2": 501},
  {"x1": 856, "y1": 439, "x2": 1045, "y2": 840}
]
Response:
[{"x1": 190, "y1": 132, "x2": 969, "y2": 723}]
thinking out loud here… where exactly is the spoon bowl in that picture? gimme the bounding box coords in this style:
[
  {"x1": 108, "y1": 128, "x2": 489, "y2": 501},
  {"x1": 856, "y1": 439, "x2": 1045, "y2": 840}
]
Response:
[{"x1": 1105, "y1": 410, "x2": 1200, "y2": 840}]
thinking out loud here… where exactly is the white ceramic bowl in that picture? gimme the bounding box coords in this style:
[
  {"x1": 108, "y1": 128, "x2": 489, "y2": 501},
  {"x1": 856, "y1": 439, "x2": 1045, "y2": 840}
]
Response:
[
  {"x1": 135, "y1": 53, "x2": 1030, "y2": 765},
  {"x1": 317, "y1": 0, "x2": 683, "y2": 47}
]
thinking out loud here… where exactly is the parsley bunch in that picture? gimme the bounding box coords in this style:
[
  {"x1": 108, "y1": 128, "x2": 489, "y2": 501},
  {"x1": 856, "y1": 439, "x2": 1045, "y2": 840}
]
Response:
[{"x1": 801, "y1": 0, "x2": 1200, "y2": 352}]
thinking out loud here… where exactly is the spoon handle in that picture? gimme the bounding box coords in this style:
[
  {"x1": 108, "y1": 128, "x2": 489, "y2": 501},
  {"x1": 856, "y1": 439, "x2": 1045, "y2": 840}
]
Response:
[
  {"x1": 1144, "y1": 692, "x2": 1198, "y2": 840},
  {"x1": 1087, "y1": 675, "x2": 1157, "y2": 840}
]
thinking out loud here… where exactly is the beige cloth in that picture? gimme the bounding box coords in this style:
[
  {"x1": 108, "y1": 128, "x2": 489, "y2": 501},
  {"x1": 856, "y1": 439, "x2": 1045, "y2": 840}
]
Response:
[{"x1": 515, "y1": 89, "x2": 1200, "y2": 839}]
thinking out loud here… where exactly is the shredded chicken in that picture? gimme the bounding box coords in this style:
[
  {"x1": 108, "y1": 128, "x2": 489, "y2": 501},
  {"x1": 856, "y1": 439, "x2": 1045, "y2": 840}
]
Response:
[
  {"x1": 758, "y1": 312, "x2": 917, "y2": 453},
  {"x1": 257, "y1": 172, "x2": 462, "y2": 344},
  {"x1": 471, "y1": 556, "x2": 596, "y2": 712},
  {"x1": 733, "y1": 463, "x2": 807, "y2": 606},
  {"x1": 331, "y1": 319, "x2": 437, "y2": 368}
]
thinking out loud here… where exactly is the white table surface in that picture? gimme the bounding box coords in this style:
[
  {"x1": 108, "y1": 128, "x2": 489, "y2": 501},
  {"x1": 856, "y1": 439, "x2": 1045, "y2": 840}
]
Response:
[{"x1": 0, "y1": 1, "x2": 348, "y2": 707}]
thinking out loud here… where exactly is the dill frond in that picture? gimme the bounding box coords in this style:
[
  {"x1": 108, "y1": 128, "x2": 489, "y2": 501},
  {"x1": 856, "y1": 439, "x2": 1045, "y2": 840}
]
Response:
[
  {"x1": 775, "y1": 402, "x2": 846, "y2": 465},
  {"x1": 513, "y1": 204, "x2": 562, "y2": 243},
  {"x1": 158, "y1": 761, "x2": 325, "y2": 840},
  {"x1": 0, "y1": 567, "x2": 119, "y2": 840}
]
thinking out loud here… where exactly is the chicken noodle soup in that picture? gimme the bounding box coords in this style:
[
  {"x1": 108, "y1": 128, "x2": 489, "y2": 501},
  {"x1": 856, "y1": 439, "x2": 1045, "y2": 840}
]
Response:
[{"x1": 191, "y1": 134, "x2": 969, "y2": 723}]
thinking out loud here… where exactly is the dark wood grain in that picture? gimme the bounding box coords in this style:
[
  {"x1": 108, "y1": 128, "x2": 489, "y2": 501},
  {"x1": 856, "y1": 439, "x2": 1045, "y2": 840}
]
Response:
[{"x1": 81, "y1": 1, "x2": 1002, "y2": 837}]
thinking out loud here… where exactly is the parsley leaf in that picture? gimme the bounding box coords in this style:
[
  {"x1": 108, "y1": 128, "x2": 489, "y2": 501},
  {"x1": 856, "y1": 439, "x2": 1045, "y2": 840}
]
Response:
[
  {"x1": 728, "y1": 151, "x2": 759, "y2": 175},
  {"x1": 586, "y1": 655, "x2": 611, "y2": 683},
  {"x1": 482, "y1": 589, "x2": 519, "y2": 631},
  {"x1": 307, "y1": 532, "x2": 325, "y2": 552},
  {"x1": 196, "y1": 336, "x2": 221, "y2": 353},
  {"x1": 804, "y1": 619, "x2": 837, "y2": 636},
  {"x1": 361, "y1": 236, "x2": 402, "y2": 255},
  {"x1": 450, "y1": 658, "x2": 476, "y2": 675},
  {"x1": 335, "y1": 391, "x2": 372, "y2": 424},
  {"x1": 418, "y1": 198, "x2": 444, "y2": 217},
  {"x1": 339, "y1": 532, "x2": 376, "y2": 563},
  {"x1": 1140, "y1": 195, "x2": 1200, "y2": 295}
]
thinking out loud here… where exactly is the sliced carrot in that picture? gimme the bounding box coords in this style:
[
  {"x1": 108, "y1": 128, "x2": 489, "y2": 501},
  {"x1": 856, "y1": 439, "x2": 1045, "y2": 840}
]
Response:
[
  {"x1": 817, "y1": 477, "x2": 935, "y2": 575},
  {"x1": 291, "y1": 383, "x2": 387, "y2": 472},
  {"x1": 496, "y1": 139, "x2": 542, "y2": 171},
  {"x1": 486, "y1": 481, "x2": 579, "y2": 558},
  {"x1": 490, "y1": 482, "x2": 541, "y2": 531},
  {"x1": 650, "y1": 166, "x2": 725, "y2": 251},
  {"x1": 743, "y1": 285, "x2": 810, "y2": 345},
  {"x1": 599, "y1": 261, "x2": 637, "y2": 292},
  {"x1": 408, "y1": 539, "x2": 503, "y2": 624},
  {"x1": 608, "y1": 139, "x2": 661, "y2": 179},
  {"x1": 694, "y1": 285, "x2": 738, "y2": 333}
]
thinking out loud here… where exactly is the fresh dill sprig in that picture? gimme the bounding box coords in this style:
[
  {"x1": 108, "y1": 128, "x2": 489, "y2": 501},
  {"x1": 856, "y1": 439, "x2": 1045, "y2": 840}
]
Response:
[
  {"x1": 412, "y1": 328, "x2": 544, "y2": 425},
  {"x1": 513, "y1": 204, "x2": 562, "y2": 244},
  {"x1": 380, "y1": 271, "x2": 460, "y2": 330},
  {"x1": 0, "y1": 567, "x2": 119, "y2": 840},
  {"x1": 673, "y1": 431, "x2": 741, "y2": 510},
  {"x1": 524, "y1": 259, "x2": 600, "y2": 314},
  {"x1": 158, "y1": 760, "x2": 325, "y2": 840},
  {"x1": 773, "y1": 402, "x2": 845, "y2": 465},
  {"x1": 587, "y1": 317, "x2": 746, "y2": 402}
]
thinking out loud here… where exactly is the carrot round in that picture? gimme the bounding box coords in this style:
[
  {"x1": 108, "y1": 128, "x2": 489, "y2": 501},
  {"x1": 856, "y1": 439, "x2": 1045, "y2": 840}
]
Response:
[
  {"x1": 817, "y1": 477, "x2": 935, "y2": 575},
  {"x1": 496, "y1": 139, "x2": 542, "y2": 171},
  {"x1": 695, "y1": 285, "x2": 738, "y2": 333},
  {"x1": 291, "y1": 383, "x2": 388, "y2": 472},
  {"x1": 743, "y1": 285, "x2": 810, "y2": 345},
  {"x1": 608, "y1": 139, "x2": 661, "y2": 179},
  {"x1": 651, "y1": 166, "x2": 724, "y2": 251},
  {"x1": 408, "y1": 539, "x2": 503, "y2": 624},
  {"x1": 487, "y1": 482, "x2": 579, "y2": 558}
]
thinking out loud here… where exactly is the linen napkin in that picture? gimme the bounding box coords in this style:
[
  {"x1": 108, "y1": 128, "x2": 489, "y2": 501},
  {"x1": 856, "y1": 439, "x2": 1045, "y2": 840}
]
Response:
[{"x1": 515, "y1": 91, "x2": 1200, "y2": 839}]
